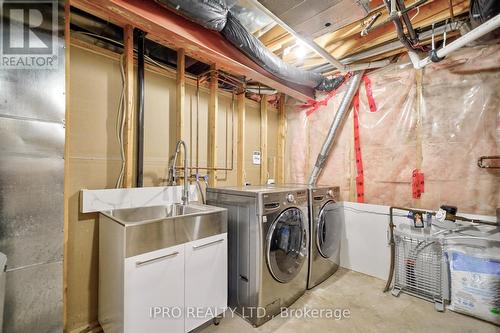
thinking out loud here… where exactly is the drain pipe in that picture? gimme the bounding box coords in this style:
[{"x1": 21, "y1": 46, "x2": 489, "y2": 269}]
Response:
[
  {"x1": 417, "y1": 13, "x2": 500, "y2": 68},
  {"x1": 136, "y1": 30, "x2": 146, "y2": 187},
  {"x1": 308, "y1": 71, "x2": 364, "y2": 185}
]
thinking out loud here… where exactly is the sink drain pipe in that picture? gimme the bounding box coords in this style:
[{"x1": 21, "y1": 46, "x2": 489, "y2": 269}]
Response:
[{"x1": 308, "y1": 71, "x2": 364, "y2": 185}]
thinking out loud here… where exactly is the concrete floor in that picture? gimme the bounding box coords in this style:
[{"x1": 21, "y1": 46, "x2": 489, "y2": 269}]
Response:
[{"x1": 200, "y1": 268, "x2": 497, "y2": 333}]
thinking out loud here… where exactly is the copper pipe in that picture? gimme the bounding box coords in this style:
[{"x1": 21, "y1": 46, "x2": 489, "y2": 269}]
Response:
[
  {"x1": 191, "y1": 72, "x2": 236, "y2": 178},
  {"x1": 384, "y1": 206, "x2": 435, "y2": 292}
]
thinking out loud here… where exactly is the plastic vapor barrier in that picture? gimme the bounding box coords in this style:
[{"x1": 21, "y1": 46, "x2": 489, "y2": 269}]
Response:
[{"x1": 286, "y1": 44, "x2": 500, "y2": 216}]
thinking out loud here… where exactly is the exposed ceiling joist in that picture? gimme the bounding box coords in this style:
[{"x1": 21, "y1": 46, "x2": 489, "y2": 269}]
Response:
[
  {"x1": 258, "y1": 0, "x2": 471, "y2": 71},
  {"x1": 293, "y1": 0, "x2": 469, "y2": 69},
  {"x1": 70, "y1": 0, "x2": 315, "y2": 101}
]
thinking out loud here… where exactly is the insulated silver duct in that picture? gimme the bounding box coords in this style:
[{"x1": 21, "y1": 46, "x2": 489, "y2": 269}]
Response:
[
  {"x1": 308, "y1": 71, "x2": 365, "y2": 185},
  {"x1": 155, "y1": 0, "x2": 347, "y2": 90}
]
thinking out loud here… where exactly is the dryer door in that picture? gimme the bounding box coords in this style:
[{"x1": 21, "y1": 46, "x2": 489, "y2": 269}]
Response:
[
  {"x1": 316, "y1": 201, "x2": 342, "y2": 259},
  {"x1": 266, "y1": 207, "x2": 308, "y2": 283}
]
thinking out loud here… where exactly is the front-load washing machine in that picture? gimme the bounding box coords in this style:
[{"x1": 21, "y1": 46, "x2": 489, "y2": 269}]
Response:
[
  {"x1": 206, "y1": 186, "x2": 309, "y2": 327},
  {"x1": 307, "y1": 186, "x2": 342, "y2": 289}
]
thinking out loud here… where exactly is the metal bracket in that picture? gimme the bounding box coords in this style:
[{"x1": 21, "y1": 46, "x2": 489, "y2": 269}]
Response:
[
  {"x1": 391, "y1": 285, "x2": 402, "y2": 297},
  {"x1": 478, "y1": 155, "x2": 500, "y2": 169},
  {"x1": 434, "y1": 298, "x2": 445, "y2": 312}
]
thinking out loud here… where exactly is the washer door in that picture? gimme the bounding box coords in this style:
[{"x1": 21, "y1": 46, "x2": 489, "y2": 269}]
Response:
[
  {"x1": 266, "y1": 207, "x2": 308, "y2": 283},
  {"x1": 316, "y1": 201, "x2": 342, "y2": 258}
]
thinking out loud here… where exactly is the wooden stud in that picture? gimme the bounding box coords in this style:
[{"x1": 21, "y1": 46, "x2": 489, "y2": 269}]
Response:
[
  {"x1": 70, "y1": 37, "x2": 242, "y2": 94},
  {"x1": 267, "y1": 0, "x2": 468, "y2": 68},
  {"x1": 277, "y1": 93, "x2": 286, "y2": 184},
  {"x1": 71, "y1": 0, "x2": 314, "y2": 101},
  {"x1": 260, "y1": 95, "x2": 268, "y2": 185},
  {"x1": 176, "y1": 48, "x2": 186, "y2": 169},
  {"x1": 123, "y1": 25, "x2": 135, "y2": 187},
  {"x1": 237, "y1": 89, "x2": 246, "y2": 187},
  {"x1": 207, "y1": 65, "x2": 218, "y2": 187},
  {"x1": 63, "y1": 1, "x2": 70, "y2": 330}
]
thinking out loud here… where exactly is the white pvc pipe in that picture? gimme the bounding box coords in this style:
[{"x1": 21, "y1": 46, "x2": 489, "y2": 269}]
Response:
[{"x1": 417, "y1": 13, "x2": 500, "y2": 68}]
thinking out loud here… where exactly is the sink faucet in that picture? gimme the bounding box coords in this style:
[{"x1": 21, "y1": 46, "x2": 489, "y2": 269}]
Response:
[{"x1": 170, "y1": 140, "x2": 189, "y2": 205}]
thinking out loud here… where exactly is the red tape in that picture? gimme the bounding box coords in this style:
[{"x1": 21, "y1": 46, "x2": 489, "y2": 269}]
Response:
[
  {"x1": 353, "y1": 93, "x2": 364, "y2": 203},
  {"x1": 301, "y1": 73, "x2": 352, "y2": 117},
  {"x1": 362, "y1": 75, "x2": 377, "y2": 113},
  {"x1": 412, "y1": 169, "x2": 425, "y2": 199},
  {"x1": 303, "y1": 73, "x2": 378, "y2": 202},
  {"x1": 352, "y1": 74, "x2": 379, "y2": 203}
]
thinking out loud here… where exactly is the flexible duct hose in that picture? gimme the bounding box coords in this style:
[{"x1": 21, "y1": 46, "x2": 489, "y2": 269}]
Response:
[{"x1": 155, "y1": 0, "x2": 344, "y2": 91}]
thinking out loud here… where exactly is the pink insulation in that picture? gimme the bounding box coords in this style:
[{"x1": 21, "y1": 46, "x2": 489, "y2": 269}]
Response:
[{"x1": 285, "y1": 44, "x2": 500, "y2": 216}]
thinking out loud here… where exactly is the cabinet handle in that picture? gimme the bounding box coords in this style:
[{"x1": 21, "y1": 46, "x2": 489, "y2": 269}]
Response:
[
  {"x1": 136, "y1": 251, "x2": 179, "y2": 267},
  {"x1": 192, "y1": 238, "x2": 224, "y2": 250}
]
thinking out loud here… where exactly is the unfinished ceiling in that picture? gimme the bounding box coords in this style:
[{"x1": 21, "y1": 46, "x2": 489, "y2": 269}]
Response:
[
  {"x1": 256, "y1": 0, "x2": 369, "y2": 38},
  {"x1": 252, "y1": 0, "x2": 472, "y2": 73}
]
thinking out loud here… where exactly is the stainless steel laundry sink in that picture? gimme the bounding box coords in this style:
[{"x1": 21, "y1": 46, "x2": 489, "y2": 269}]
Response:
[
  {"x1": 100, "y1": 203, "x2": 227, "y2": 257},
  {"x1": 105, "y1": 203, "x2": 207, "y2": 224}
]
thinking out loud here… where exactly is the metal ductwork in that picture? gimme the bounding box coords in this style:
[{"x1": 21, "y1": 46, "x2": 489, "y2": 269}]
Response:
[
  {"x1": 221, "y1": 11, "x2": 323, "y2": 88},
  {"x1": 155, "y1": 0, "x2": 346, "y2": 91},
  {"x1": 308, "y1": 71, "x2": 364, "y2": 185}
]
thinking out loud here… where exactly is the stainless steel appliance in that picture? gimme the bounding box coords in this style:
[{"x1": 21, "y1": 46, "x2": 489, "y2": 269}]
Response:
[
  {"x1": 206, "y1": 186, "x2": 309, "y2": 327},
  {"x1": 307, "y1": 186, "x2": 342, "y2": 289}
]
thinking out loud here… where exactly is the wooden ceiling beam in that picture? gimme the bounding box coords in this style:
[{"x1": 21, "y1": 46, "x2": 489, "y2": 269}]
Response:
[
  {"x1": 70, "y1": 0, "x2": 315, "y2": 101},
  {"x1": 259, "y1": 0, "x2": 469, "y2": 69},
  {"x1": 285, "y1": 0, "x2": 469, "y2": 68}
]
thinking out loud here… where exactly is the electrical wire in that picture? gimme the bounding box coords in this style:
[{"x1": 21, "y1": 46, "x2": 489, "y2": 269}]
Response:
[
  {"x1": 343, "y1": 206, "x2": 407, "y2": 218},
  {"x1": 410, "y1": 7, "x2": 420, "y2": 21},
  {"x1": 74, "y1": 31, "x2": 124, "y2": 47},
  {"x1": 74, "y1": 31, "x2": 198, "y2": 80},
  {"x1": 116, "y1": 54, "x2": 126, "y2": 188}
]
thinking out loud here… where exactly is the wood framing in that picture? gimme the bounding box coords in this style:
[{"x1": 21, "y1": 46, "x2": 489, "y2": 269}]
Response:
[
  {"x1": 123, "y1": 25, "x2": 135, "y2": 187},
  {"x1": 260, "y1": 95, "x2": 268, "y2": 184},
  {"x1": 277, "y1": 93, "x2": 286, "y2": 184},
  {"x1": 207, "y1": 66, "x2": 218, "y2": 187},
  {"x1": 71, "y1": 0, "x2": 314, "y2": 101},
  {"x1": 237, "y1": 90, "x2": 246, "y2": 187},
  {"x1": 176, "y1": 48, "x2": 186, "y2": 166},
  {"x1": 258, "y1": 0, "x2": 469, "y2": 69},
  {"x1": 63, "y1": 1, "x2": 70, "y2": 330},
  {"x1": 285, "y1": 0, "x2": 469, "y2": 68}
]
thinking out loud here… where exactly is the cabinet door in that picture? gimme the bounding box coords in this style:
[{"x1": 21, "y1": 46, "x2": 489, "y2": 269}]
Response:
[
  {"x1": 124, "y1": 244, "x2": 185, "y2": 333},
  {"x1": 184, "y1": 233, "x2": 228, "y2": 332}
]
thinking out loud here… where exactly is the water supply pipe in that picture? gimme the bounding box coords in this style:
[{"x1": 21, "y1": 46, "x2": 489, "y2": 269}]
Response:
[{"x1": 308, "y1": 71, "x2": 365, "y2": 185}]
